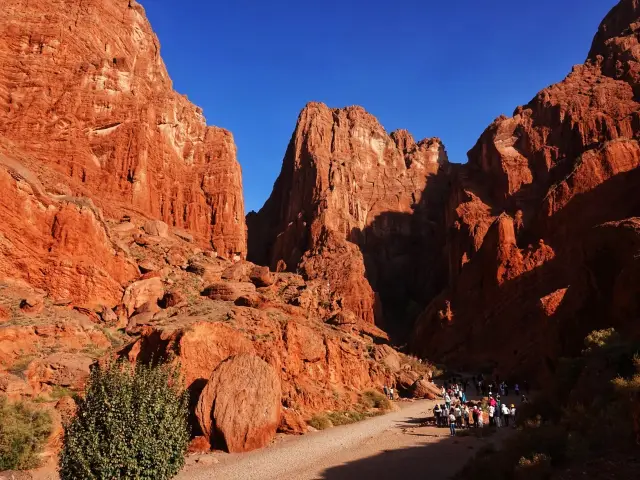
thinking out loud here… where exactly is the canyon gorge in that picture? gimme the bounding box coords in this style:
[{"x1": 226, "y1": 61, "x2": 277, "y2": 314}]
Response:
[{"x1": 0, "y1": 0, "x2": 639, "y2": 469}]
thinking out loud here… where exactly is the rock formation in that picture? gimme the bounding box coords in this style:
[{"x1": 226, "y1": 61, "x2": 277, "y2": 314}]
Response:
[
  {"x1": 411, "y1": 0, "x2": 640, "y2": 382},
  {"x1": 196, "y1": 354, "x2": 281, "y2": 453},
  {"x1": 0, "y1": 0, "x2": 246, "y2": 264},
  {"x1": 248, "y1": 103, "x2": 449, "y2": 336}
]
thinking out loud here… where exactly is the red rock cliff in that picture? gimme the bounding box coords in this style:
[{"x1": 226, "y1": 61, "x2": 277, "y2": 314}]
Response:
[
  {"x1": 0, "y1": 0, "x2": 246, "y2": 259},
  {"x1": 411, "y1": 0, "x2": 640, "y2": 382},
  {"x1": 248, "y1": 103, "x2": 448, "y2": 332}
]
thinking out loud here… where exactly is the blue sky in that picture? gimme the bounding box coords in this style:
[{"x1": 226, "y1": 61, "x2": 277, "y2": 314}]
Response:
[{"x1": 143, "y1": 0, "x2": 618, "y2": 213}]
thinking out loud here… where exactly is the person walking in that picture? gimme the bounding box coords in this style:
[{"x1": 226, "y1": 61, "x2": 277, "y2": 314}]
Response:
[
  {"x1": 449, "y1": 411, "x2": 456, "y2": 436},
  {"x1": 434, "y1": 403, "x2": 441, "y2": 427},
  {"x1": 472, "y1": 406, "x2": 479, "y2": 428},
  {"x1": 510, "y1": 404, "x2": 516, "y2": 427},
  {"x1": 495, "y1": 398, "x2": 502, "y2": 428},
  {"x1": 454, "y1": 404, "x2": 462, "y2": 428},
  {"x1": 514, "y1": 383, "x2": 520, "y2": 397},
  {"x1": 463, "y1": 405, "x2": 470, "y2": 428},
  {"x1": 389, "y1": 387, "x2": 394, "y2": 400},
  {"x1": 488, "y1": 404, "x2": 495, "y2": 426},
  {"x1": 502, "y1": 402, "x2": 511, "y2": 427},
  {"x1": 383, "y1": 385, "x2": 389, "y2": 399},
  {"x1": 444, "y1": 392, "x2": 451, "y2": 411}
]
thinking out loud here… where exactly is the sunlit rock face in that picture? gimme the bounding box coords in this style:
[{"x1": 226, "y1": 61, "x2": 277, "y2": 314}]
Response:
[
  {"x1": 0, "y1": 0, "x2": 246, "y2": 260},
  {"x1": 248, "y1": 102, "x2": 449, "y2": 334}
]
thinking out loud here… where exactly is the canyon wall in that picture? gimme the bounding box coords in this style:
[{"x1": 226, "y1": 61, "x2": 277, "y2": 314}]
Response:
[
  {"x1": 411, "y1": 0, "x2": 640, "y2": 382},
  {"x1": 0, "y1": 0, "x2": 246, "y2": 265},
  {"x1": 248, "y1": 103, "x2": 449, "y2": 335},
  {"x1": 252, "y1": 0, "x2": 640, "y2": 380}
]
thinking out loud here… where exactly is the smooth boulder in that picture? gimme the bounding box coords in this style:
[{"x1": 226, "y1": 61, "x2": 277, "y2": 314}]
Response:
[{"x1": 196, "y1": 354, "x2": 281, "y2": 453}]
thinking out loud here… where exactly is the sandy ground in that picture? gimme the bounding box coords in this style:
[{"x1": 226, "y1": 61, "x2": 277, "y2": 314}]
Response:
[{"x1": 178, "y1": 399, "x2": 514, "y2": 480}]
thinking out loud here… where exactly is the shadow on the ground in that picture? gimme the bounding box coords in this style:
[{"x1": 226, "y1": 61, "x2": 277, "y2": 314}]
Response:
[{"x1": 316, "y1": 433, "x2": 480, "y2": 480}]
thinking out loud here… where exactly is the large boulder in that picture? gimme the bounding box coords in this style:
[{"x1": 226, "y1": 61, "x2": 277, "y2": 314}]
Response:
[
  {"x1": 396, "y1": 370, "x2": 420, "y2": 394},
  {"x1": 143, "y1": 220, "x2": 169, "y2": 238},
  {"x1": 196, "y1": 354, "x2": 281, "y2": 453},
  {"x1": 411, "y1": 378, "x2": 441, "y2": 400},
  {"x1": 201, "y1": 282, "x2": 256, "y2": 302},
  {"x1": 249, "y1": 266, "x2": 274, "y2": 287},
  {"x1": 122, "y1": 277, "x2": 164, "y2": 317}
]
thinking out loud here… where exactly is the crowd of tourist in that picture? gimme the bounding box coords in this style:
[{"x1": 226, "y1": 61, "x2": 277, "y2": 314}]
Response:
[{"x1": 433, "y1": 375, "x2": 527, "y2": 436}]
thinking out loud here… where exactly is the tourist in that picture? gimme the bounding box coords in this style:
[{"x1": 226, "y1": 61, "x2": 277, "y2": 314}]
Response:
[
  {"x1": 454, "y1": 404, "x2": 463, "y2": 427},
  {"x1": 461, "y1": 390, "x2": 467, "y2": 403},
  {"x1": 477, "y1": 408, "x2": 484, "y2": 428},
  {"x1": 444, "y1": 392, "x2": 451, "y2": 411},
  {"x1": 514, "y1": 383, "x2": 520, "y2": 397},
  {"x1": 501, "y1": 402, "x2": 511, "y2": 426},
  {"x1": 389, "y1": 387, "x2": 395, "y2": 400},
  {"x1": 434, "y1": 403, "x2": 441, "y2": 427},
  {"x1": 471, "y1": 405, "x2": 479, "y2": 427},
  {"x1": 383, "y1": 385, "x2": 389, "y2": 398},
  {"x1": 510, "y1": 403, "x2": 516, "y2": 426},
  {"x1": 495, "y1": 397, "x2": 502, "y2": 428},
  {"x1": 504, "y1": 382, "x2": 509, "y2": 397},
  {"x1": 463, "y1": 404, "x2": 470, "y2": 428},
  {"x1": 449, "y1": 410, "x2": 456, "y2": 436},
  {"x1": 488, "y1": 403, "x2": 495, "y2": 426}
]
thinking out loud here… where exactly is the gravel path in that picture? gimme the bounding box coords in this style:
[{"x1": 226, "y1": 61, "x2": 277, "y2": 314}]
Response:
[{"x1": 178, "y1": 399, "x2": 511, "y2": 480}]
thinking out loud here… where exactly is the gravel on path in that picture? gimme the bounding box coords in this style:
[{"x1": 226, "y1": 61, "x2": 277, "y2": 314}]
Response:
[{"x1": 178, "y1": 398, "x2": 511, "y2": 480}]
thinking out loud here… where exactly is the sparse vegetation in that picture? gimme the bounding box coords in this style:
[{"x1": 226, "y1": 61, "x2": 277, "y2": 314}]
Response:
[
  {"x1": 359, "y1": 390, "x2": 391, "y2": 410},
  {"x1": 0, "y1": 396, "x2": 52, "y2": 471},
  {"x1": 7, "y1": 355, "x2": 35, "y2": 377},
  {"x1": 59, "y1": 360, "x2": 189, "y2": 480},
  {"x1": 308, "y1": 413, "x2": 332, "y2": 430}
]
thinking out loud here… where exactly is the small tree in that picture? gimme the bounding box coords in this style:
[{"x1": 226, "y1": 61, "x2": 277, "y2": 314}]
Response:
[
  {"x1": 0, "y1": 396, "x2": 52, "y2": 471},
  {"x1": 59, "y1": 360, "x2": 189, "y2": 480}
]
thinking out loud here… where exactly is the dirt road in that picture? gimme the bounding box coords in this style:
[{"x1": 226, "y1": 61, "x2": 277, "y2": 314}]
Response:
[{"x1": 179, "y1": 399, "x2": 512, "y2": 480}]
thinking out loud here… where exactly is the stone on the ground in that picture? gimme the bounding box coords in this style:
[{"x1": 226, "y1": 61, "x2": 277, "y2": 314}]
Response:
[{"x1": 196, "y1": 354, "x2": 281, "y2": 453}]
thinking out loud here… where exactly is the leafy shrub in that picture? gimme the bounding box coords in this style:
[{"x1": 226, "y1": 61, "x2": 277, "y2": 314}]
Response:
[
  {"x1": 59, "y1": 360, "x2": 189, "y2": 480},
  {"x1": 308, "y1": 413, "x2": 332, "y2": 430},
  {"x1": 583, "y1": 328, "x2": 621, "y2": 353},
  {"x1": 327, "y1": 411, "x2": 367, "y2": 426},
  {"x1": 0, "y1": 396, "x2": 52, "y2": 471},
  {"x1": 359, "y1": 390, "x2": 391, "y2": 410}
]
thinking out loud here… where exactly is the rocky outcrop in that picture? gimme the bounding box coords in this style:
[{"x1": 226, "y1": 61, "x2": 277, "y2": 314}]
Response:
[
  {"x1": 0, "y1": 0, "x2": 246, "y2": 260},
  {"x1": 196, "y1": 354, "x2": 281, "y2": 453},
  {"x1": 248, "y1": 103, "x2": 448, "y2": 335},
  {"x1": 411, "y1": 0, "x2": 640, "y2": 383}
]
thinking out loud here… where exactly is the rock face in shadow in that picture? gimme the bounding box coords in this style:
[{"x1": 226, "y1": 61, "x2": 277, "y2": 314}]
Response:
[
  {"x1": 247, "y1": 103, "x2": 449, "y2": 334},
  {"x1": 411, "y1": 0, "x2": 640, "y2": 382},
  {"x1": 0, "y1": 0, "x2": 246, "y2": 260}
]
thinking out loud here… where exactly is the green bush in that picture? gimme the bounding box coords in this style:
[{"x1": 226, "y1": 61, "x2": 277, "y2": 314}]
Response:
[
  {"x1": 359, "y1": 390, "x2": 391, "y2": 410},
  {"x1": 0, "y1": 396, "x2": 52, "y2": 471},
  {"x1": 59, "y1": 360, "x2": 189, "y2": 480},
  {"x1": 308, "y1": 413, "x2": 332, "y2": 430}
]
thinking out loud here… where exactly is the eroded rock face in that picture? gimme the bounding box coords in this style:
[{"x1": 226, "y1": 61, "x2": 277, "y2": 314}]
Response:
[
  {"x1": 0, "y1": 0, "x2": 246, "y2": 259},
  {"x1": 248, "y1": 103, "x2": 448, "y2": 334},
  {"x1": 196, "y1": 354, "x2": 281, "y2": 453},
  {"x1": 411, "y1": 0, "x2": 640, "y2": 383}
]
